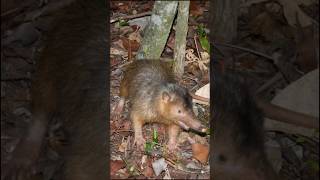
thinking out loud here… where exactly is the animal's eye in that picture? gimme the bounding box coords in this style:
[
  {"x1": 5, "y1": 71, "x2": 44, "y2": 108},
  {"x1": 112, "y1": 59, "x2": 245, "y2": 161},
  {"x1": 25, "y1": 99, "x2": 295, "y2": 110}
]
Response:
[{"x1": 178, "y1": 110, "x2": 181, "y2": 113}]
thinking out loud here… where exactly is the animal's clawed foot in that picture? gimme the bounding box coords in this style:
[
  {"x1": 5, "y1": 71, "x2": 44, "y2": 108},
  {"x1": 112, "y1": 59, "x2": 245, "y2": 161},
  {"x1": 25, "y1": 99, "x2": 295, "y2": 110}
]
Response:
[{"x1": 167, "y1": 140, "x2": 180, "y2": 152}]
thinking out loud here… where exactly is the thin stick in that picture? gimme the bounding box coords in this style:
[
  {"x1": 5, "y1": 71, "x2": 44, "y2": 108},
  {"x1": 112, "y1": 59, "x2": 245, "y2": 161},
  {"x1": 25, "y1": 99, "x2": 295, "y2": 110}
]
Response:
[
  {"x1": 1, "y1": 77, "x2": 31, "y2": 81},
  {"x1": 1, "y1": 8, "x2": 19, "y2": 18},
  {"x1": 255, "y1": 72, "x2": 282, "y2": 94},
  {"x1": 213, "y1": 42, "x2": 275, "y2": 62},
  {"x1": 194, "y1": 35, "x2": 201, "y2": 60},
  {"x1": 166, "y1": 157, "x2": 209, "y2": 174},
  {"x1": 189, "y1": 92, "x2": 209, "y2": 103},
  {"x1": 110, "y1": 11, "x2": 152, "y2": 23},
  {"x1": 111, "y1": 129, "x2": 134, "y2": 135},
  {"x1": 256, "y1": 99, "x2": 319, "y2": 129}
]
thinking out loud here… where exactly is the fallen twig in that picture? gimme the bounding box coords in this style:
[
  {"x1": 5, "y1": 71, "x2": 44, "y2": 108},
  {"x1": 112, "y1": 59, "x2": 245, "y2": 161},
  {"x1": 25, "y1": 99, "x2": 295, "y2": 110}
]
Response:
[
  {"x1": 255, "y1": 72, "x2": 283, "y2": 94},
  {"x1": 111, "y1": 129, "x2": 134, "y2": 135},
  {"x1": 189, "y1": 92, "x2": 209, "y2": 104},
  {"x1": 213, "y1": 42, "x2": 275, "y2": 62},
  {"x1": 1, "y1": 77, "x2": 31, "y2": 81},
  {"x1": 194, "y1": 35, "x2": 201, "y2": 60},
  {"x1": 165, "y1": 157, "x2": 209, "y2": 174},
  {"x1": 110, "y1": 11, "x2": 152, "y2": 23},
  {"x1": 1, "y1": 8, "x2": 19, "y2": 18},
  {"x1": 256, "y1": 99, "x2": 320, "y2": 129}
]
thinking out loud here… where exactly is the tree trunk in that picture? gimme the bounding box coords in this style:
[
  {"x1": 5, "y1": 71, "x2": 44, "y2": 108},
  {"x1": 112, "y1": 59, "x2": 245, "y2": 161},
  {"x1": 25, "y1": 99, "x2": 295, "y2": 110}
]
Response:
[
  {"x1": 211, "y1": 0, "x2": 240, "y2": 43},
  {"x1": 136, "y1": 1, "x2": 178, "y2": 59},
  {"x1": 173, "y1": 1, "x2": 190, "y2": 78}
]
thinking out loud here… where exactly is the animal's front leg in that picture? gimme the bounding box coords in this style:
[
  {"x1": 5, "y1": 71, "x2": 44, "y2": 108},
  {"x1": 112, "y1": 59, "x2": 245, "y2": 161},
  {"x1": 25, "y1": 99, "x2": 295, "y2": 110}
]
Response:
[
  {"x1": 167, "y1": 124, "x2": 181, "y2": 152},
  {"x1": 131, "y1": 111, "x2": 146, "y2": 151}
]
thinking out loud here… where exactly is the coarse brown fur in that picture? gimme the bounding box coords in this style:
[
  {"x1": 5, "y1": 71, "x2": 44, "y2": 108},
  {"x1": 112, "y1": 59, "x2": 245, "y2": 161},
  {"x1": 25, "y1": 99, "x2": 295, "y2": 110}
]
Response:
[{"x1": 118, "y1": 60, "x2": 206, "y2": 150}]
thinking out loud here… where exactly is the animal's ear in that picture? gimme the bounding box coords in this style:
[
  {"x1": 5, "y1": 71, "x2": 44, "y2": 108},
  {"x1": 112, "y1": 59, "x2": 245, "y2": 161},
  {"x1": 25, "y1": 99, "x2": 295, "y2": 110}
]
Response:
[{"x1": 162, "y1": 92, "x2": 171, "y2": 103}]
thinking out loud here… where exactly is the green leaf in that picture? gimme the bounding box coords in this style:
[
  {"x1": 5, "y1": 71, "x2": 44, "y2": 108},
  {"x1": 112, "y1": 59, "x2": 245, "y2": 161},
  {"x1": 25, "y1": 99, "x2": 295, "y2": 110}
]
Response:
[
  {"x1": 153, "y1": 129, "x2": 158, "y2": 143},
  {"x1": 199, "y1": 36, "x2": 210, "y2": 53},
  {"x1": 196, "y1": 24, "x2": 206, "y2": 38},
  {"x1": 119, "y1": 19, "x2": 129, "y2": 27},
  {"x1": 144, "y1": 129, "x2": 160, "y2": 155},
  {"x1": 145, "y1": 142, "x2": 153, "y2": 155}
]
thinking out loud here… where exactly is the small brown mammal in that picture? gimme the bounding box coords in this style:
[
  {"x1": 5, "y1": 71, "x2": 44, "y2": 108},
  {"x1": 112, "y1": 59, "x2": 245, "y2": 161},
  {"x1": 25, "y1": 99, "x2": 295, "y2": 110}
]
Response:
[{"x1": 116, "y1": 60, "x2": 207, "y2": 151}]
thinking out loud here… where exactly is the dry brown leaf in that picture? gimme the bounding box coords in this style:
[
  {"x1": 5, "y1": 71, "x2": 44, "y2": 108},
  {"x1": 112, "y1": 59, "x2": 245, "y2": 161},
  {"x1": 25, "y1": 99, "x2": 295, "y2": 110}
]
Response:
[
  {"x1": 110, "y1": 160, "x2": 126, "y2": 176},
  {"x1": 120, "y1": 37, "x2": 130, "y2": 49},
  {"x1": 112, "y1": 39, "x2": 125, "y2": 50},
  {"x1": 110, "y1": 120, "x2": 117, "y2": 132},
  {"x1": 295, "y1": 0, "x2": 318, "y2": 6},
  {"x1": 128, "y1": 30, "x2": 142, "y2": 43},
  {"x1": 243, "y1": 0, "x2": 314, "y2": 27},
  {"x1": 113, "y1": 168, "x2": 129, "y2": 179},
  {"x1": 184, "y1": 62, "x2": 203, "y2": 81},
  {"x1": 113, "y1": 119, "x2": 122, "y2": 129},
  {"x1": 110, "y1": 47, "x2": 127, "y2": 57},
  {"x1": 190, "y1": 1, "x2": 205, "y2": 17},
  {"x1": 122, "y1": 121, "x2": 131, "y2": 131},
  {"x1": 120, "y1": 37, "x2": 140, "y2": 52},
  {"x1": 141, "y1": 155, "x2": 148, "y2": 169},
  {"x1": 191, "y1": 143, "x2": 209, "y2": 164},
  {"x1": 110, "y1": 58, "x2": 118, "y2": 67},
  {"x1": 117, "y1": 3, "x2": 130, "y2": 13},
  {"x1": 193, "y1": 134, "x2": 209, "y2": 145},
  {"x1": 295, "y1": 31, "x2": 319, "y2": 72},
  {"x1": 119, "y1": 26, "x2": 134, "y2": 35},
  {"x1": 130, "y1": 41, "x2": 140, "y2": 53},
  {"x1": 118, "y1": 140, "x2": 127, "y2": 153},
  {"x1": 142, "y1": 165, "x2": 154, "y2": 178},
  {"x1": 249, "y1": 12, "x2": 289, "y2": 42},
  {"x1": 130, "y1": 25, "x2": 139, "y2": 31},
  {"x1": 200, "y1": 52, "x2": 210, "y2": 61},
  {"x1": 142, "y1": 1, "x2": 154, "y2": 11},
  {"x1": 278, "y1": 0, "x2": 313, "y2": 27},
  {"x1": 193, "y1": 84, "x2": 210, "y2": 105}
]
